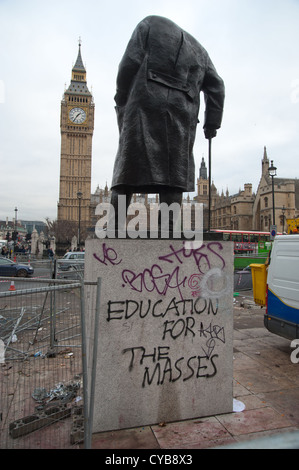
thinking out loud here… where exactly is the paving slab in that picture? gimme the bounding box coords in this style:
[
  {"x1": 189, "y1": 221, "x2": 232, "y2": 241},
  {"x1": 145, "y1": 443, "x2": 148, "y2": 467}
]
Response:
[
  {"x1": 233, "y1": 351, "x2": 261, "y2": 370},
  {"x1": 234, "y1": 337, "x2": 273, "y2": 353},
  {"x1": 234, "y1": 393, "x2": 267, "y2": 411},
  {"x1": 233, "y1": 379, "x2": 252, "y2": 397},
  {"x1": 279, "y1": 364, "x2": 299, "y2": 385},
  {"x1": 151, "y1": 417, "x2": 234, "y2": 449},
  {"x1": 234, "y1": 364, "x2": 297, "y2": 394},
  {"x1": 244, "y1": 348, "x2": 292, "y2": 368},
  {"x1": 257, "y1": 388, "x2": 299, "y2": 424},
  {"x1": 222, "y1": 428, "x2": 299, "y2": 448},
  {"x1": 240, "y1": 327, "x2": 273, "y2": 338},
  {"x1": 215, "y1": 407, "x2": 292, "y2": 436},
  {"x1": 91, "y1": 426, "x2": 160, "y2": 449}
]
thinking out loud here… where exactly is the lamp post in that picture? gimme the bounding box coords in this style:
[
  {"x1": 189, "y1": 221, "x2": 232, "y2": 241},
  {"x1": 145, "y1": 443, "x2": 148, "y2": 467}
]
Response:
[
  {"x1": 282, "y1": 205, "x2": 286, "y2": 234},
  {"x1": 268, "y1": 160, "x2": 277, "y2": 226},
  {"x1": 14, "y1": 207, "x2": 18, "y2": 253},
  {"x1": 77, "y1": 191, "x2": 83, "y2": 249}
]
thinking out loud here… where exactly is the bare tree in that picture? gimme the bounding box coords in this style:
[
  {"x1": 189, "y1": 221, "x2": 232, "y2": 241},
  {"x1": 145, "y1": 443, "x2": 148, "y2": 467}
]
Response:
[{"x1": 45, "y1": 218, "x2": 78, "y2": 244}]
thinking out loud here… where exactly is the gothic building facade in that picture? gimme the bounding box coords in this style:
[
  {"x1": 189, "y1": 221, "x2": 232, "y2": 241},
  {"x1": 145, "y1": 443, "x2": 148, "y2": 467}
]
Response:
[{"x1": 196, "y1": 147, "x2": 299, "y2": 233}]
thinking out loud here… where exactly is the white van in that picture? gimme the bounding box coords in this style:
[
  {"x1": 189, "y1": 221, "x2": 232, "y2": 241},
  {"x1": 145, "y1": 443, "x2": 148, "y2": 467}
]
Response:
[{"x1": 264, "y1": 235, "x2": 299, "y2": 340}]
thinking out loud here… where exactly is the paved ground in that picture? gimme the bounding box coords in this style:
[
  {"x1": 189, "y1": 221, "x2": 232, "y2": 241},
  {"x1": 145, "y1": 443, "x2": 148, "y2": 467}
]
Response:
[{"x1": 90, "y1": 291, "x2": 299, "y2": 449}]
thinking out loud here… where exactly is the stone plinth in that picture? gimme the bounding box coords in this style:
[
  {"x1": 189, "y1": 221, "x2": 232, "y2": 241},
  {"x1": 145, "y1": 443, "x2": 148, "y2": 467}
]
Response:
[{"x1": 84, "y1": 238, "x2": 233, "y2": 433}]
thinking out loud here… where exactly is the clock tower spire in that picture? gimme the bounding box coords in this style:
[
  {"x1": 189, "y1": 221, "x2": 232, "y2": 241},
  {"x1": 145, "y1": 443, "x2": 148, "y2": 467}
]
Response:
[{"x1": 57, "y1": 40, "x2": 95, "y2": 243}]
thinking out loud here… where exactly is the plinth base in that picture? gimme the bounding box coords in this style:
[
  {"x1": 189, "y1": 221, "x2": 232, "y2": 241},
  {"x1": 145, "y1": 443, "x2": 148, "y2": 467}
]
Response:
[{"x1": 84, "y1": 237, "x2": 233, "y2": 433}]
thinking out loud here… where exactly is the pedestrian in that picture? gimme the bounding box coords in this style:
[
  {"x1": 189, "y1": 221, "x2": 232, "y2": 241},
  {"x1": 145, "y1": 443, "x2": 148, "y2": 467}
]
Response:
[{"x1": 1, "y1": 245, "x2": 8, "y2": 257}]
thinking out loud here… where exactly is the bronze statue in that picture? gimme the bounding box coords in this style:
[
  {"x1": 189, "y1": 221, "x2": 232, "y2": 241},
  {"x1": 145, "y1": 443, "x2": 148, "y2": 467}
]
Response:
[{"x1": 110, "y1": 15, "x2": 225, "y2": 227}]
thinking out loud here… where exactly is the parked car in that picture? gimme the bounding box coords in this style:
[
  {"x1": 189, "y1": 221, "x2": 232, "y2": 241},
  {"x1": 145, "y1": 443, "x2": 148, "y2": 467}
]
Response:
[
  {"x1": 57, "y1": 251, "x2": 85, "y2": 271},
  {"x1": 0, "y1": 257, "x2": 34, "y2": 277}
]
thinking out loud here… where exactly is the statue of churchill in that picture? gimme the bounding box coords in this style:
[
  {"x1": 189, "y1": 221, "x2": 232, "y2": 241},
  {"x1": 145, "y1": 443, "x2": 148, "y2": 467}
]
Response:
[{"x1": 110, "y1": 15, "x2": 225, "y2": 228}]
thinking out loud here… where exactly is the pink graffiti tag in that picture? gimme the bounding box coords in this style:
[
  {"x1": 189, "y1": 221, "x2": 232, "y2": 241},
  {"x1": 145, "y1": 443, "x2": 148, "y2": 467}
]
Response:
[
  {"x1": 122, "y1": 265, "x2": 187, "y2": 299},
  {"x1": 188, "y1": 273, "x2": 202, "y2": 297},
  {"x1": 93, "y1": 243, "x2": 122, "y2": 266},
  {"x1": 158, "y1": 242, "x2": 225, "y2": 274}
]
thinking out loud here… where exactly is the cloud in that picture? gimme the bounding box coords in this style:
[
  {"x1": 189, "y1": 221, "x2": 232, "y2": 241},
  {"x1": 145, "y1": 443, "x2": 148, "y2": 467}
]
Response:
[{"x1": 1, "y1": 0, "x2": 299, "y2": 221}]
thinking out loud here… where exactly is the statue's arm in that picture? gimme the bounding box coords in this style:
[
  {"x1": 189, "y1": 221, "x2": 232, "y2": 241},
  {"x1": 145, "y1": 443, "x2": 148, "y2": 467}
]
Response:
[{"x1": 202, "y1": 58, "x2": 225, "y2": 138}]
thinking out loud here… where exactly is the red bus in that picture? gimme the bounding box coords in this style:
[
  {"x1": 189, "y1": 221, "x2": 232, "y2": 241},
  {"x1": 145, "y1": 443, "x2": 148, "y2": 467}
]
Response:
[{"x1": 211, "y1": 229, "x2": 278, "y2": 254}]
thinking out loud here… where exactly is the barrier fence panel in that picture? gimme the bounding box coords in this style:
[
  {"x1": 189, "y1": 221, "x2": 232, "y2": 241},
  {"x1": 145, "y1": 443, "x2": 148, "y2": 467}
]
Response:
[{"x1": 0, "y1": 277, "x2": 92, "y2": 449}]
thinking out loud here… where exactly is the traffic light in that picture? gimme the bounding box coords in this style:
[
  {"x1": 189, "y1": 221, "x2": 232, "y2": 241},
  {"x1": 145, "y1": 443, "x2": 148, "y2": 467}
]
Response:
[{"x1": 12, "y1": 231, "x2": 18, "y2": 241}]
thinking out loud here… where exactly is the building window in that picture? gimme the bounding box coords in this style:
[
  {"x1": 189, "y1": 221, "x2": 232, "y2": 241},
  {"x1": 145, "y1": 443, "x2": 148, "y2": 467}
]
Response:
[{"x1": 264, "y1": 197, "x2": 268, "y2": 208}]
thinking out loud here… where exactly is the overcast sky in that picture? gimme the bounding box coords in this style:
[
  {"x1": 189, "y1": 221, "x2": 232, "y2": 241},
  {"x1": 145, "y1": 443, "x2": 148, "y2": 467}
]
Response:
[{"x1": 1, "y1": 0, "x2": 299, "y2": 222}]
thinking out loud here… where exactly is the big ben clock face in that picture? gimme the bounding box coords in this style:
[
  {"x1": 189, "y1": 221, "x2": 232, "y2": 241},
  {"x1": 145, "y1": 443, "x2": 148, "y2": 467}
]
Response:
[{"x1": 69, "y1": 107, "x2": 86, "y2": 124}]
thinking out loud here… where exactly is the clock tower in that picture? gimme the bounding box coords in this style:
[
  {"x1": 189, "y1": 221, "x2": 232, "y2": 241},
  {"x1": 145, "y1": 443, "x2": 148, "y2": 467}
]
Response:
[{"x1": 57, "y1": 40, "x2": 94, "y2": 234}]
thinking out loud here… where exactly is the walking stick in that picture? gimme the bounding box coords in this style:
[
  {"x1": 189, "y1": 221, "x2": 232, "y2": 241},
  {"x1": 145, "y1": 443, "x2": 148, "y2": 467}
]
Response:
[{"x1": 208, "y1": 137, "x2": 212, "y2": 232}]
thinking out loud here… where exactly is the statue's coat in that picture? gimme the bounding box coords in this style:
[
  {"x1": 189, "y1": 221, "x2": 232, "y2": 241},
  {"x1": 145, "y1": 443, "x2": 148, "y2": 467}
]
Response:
[{"x1": 112, "y1": 15, "x2": 225, "y2": 192}]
